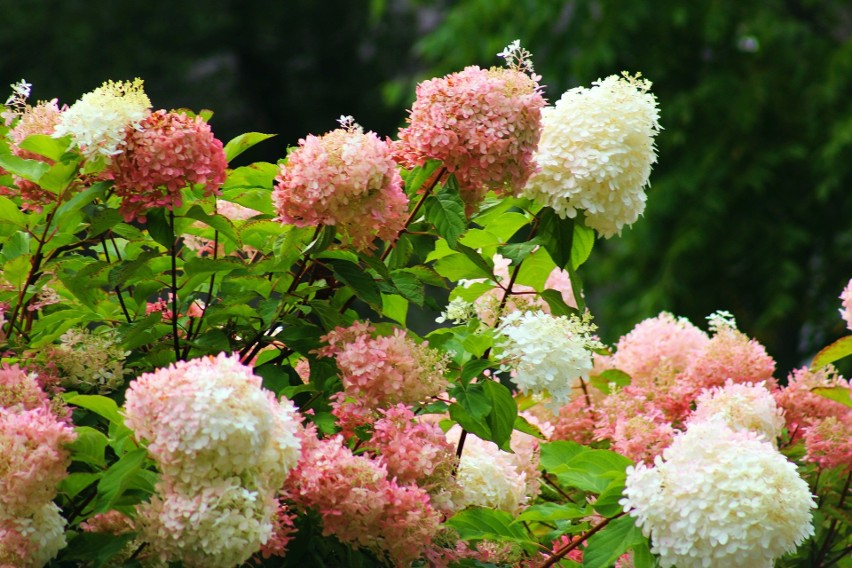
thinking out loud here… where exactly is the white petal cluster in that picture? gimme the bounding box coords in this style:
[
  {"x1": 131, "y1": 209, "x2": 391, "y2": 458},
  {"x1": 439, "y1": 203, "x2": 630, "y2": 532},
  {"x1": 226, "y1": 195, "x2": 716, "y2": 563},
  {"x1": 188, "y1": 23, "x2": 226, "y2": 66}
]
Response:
[
  {"x1": 524, "y1": 73, "x2": 661, "y2": 237},
  {"x1": 138, "y1": 478, "x2": 277, "y2": 568},
  {"x1": 53, "y1": 78, "x2": 150, "y2": 159},
  {"x1": 688, "y1": 380, "x2": 786, "y2": 444},
  {"x1": 446, "y1": 426, "x2": 528, "y2": 514},
  {"x1": 621, "y1": 421, "x2": 816, "y2": 568},
  {"x1": 3, "y1": 502, "x2": 68, "y2": 568},
  {"x1": 496, "y1": 310, "x2": 601, "y2": 407}
]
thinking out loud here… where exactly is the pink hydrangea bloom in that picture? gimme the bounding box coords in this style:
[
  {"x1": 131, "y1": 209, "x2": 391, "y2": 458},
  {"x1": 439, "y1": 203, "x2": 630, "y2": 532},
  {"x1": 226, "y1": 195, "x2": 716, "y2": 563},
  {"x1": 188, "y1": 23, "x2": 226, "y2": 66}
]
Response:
[
  {"x1": 329, "y1": 391, "x2": 376, "y2": 441},
  {"x1": 124, "y1": 353, "x2": 302, "y2": 485},
  {"x1": 803, "y1": 415, "x2": 852, "y2": 470},
  {"x1": 552, "y1": 395, "x2": 598, "y2": 445},
  {"x1": 110, "y1": 109, "x2": 227, "y2": 222},
  {"x1": 840, "y1": 278, "x2": 852, "y2": 331},
  {"x1": 0, "y1": 405, "x2": 76, "y2": 516},
  {"x1": 79, "y1": 510, "x2": 135, "y2": 535},
  {"x1": 609, "y1": 312, "x2": 709, "y2": 391},
  {"x1": 258, "y1": 500, "x2": 298, "y2": 559},
  {"x1": 273, "y1": 118, "x2": 408, "y2": 251},
  {"x1": 775, "y1": 366, "x2": 851, "y2": 442},
  {"x1": 610, "y1": 411, "x2": 677, "y2": 465},
  {"x1": 284, "y1": 433, "x2": 442, "y2": 565},
  {"x1": 371, "y1": 405, "x2": 461, "y2": 512},
  {"x1": 0, "y1": 363, "x2": 49, "y2": 411},
  {"x1": 317, "y1": 321, "x2": 448, "y2": 409},
  {"x1": 0, "y1": 99, "x2": 65, "y2": 212},
  {"x1": 0, "y1": 502, "x2": 68, "y2": 567},
  {"x1": 677, "y1": 325, "x2": 777, "y2": 400},
  {"x1": 394, "y1": 65, "x2": 545, "y2": 210}
]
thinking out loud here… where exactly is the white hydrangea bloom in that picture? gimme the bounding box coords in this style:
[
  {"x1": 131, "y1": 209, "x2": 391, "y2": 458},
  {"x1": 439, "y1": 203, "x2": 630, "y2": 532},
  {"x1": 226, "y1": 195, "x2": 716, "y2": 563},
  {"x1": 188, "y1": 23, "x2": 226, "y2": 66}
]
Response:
[
  {"x1": 53, "y1": 78, "x2": 150, "y2": 159},
  {"x1": 495, "y1": 310, "x2": 601, "y2": 407},
  {"x1": 446, "y1": 426, "x2": 528, "y2": 514},
  {"x1": 138, "y1": 478, "x2": 277, "y2": 567},
  {"x1": 621, "y1": 421, "x2": 816, "y2": 568},
  {"x1": 688, "y1": 380, "x2": 785, "y2": 444},
  {"x1": 436, "y1": 297, "x2": 476, "y2": 324},
  {"x1": 3, "y1": 502, "x2": 68, "y2": 567},
  {"x1": 524, "y1": 73, "x2": 661, "y2": 237}
]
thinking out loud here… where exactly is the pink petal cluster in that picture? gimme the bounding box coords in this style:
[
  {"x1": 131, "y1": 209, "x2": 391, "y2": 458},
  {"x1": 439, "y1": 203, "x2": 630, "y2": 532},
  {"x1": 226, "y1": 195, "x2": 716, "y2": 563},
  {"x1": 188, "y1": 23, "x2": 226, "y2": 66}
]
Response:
[
  {"x1": 803, "y1": 415, "x2": 852, "y2": 470},
  {"x1": 273, "y1": 119, "x2": 407, "y2": 251},
  {"x1": 0, "y1": 364, "x2": 75, "y2": 566},
  {"x1": 774, "y1": 366, "x2": 850, "y2": 442},
  {"x1": 394, "y1": 65, "x2": 545, "y2": 210},
  {"x1": 840, "y1": 278, "x2": 852, "y2": 331},
  {"x1": 370, "y1": 405, "x2": 461, "y2": 512},
  {"x1": 317, "y1": 321, "x2": 448, "y2": 409},
  {"x1": 284, "y1": 432, "x2": 442, "y2": 565},
  {"x1": 110, "y1": 109, "x2": 227, "y2": 222},
  {"x1": 125, "y1": 353, "x2": 302, "y2": 564},
  {"x1": 79, "y1": 510, "x2": 135, "y2": 535},
  {"x1": 0, "y1": 99, "x2": 65, "y2": 212}
]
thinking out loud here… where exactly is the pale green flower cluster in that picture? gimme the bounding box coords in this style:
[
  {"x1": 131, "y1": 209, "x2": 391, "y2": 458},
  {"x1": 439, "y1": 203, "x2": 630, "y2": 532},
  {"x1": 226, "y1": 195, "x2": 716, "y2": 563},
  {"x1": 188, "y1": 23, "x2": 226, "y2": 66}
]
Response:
[{"x1": 50, "y1": 328, "x2": 129, "y2": 394}]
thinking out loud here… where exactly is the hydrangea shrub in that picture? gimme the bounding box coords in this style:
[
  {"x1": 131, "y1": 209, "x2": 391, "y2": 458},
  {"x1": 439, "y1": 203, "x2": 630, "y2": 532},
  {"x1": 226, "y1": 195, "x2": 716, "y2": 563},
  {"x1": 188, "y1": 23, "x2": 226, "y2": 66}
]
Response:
[{"x1": 0, "y1": 43, "x2": 849, "y2": 567}]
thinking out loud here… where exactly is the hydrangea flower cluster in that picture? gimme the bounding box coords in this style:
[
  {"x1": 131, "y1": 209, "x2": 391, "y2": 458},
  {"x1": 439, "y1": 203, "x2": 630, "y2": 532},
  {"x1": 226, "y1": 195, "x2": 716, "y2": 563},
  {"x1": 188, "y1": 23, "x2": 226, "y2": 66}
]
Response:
[
  {"x1": 47, "y1": 327, "x2": 129, "y2": 394},
  {"x1": 317, "y1": 321, "x2": 448, "y2": 409},
  {"x1": 109, "y1": 109, "x2": 227, "y2": 222},
  {"x1": 840, "y1": 277, "x2": 852, "y2": 331},
  {"x1": 370, "y1": 405, "x2": 461, "y2": 513},
  {"x1": 687, "y1": 380, "x2": 785, "y2": 444},
  {"x1": 495, "y1": 310, "x2": 602, "y2": 407},
  {"x1": 445, "y1": 425, "x2": 531, "y2": 514},
  {"x1": 524, "y1": 73, "x2": 661, "y2": 237},
  {"x1": 0, "y1": 96, "x2": 66, "y2": 211},
  {"x1": 621, "y1": 421, "x2": 816, "y2": 568},
  {"x1": 0, "y1": 364, "x2": 75, "y2": 566},
  {"x1": 53, "y1": 78, "x2": 151, "y2": 159},
  {"x1": 124, "y1": 353, "x2": 302, "y2": 565},
  {"x1": 394, "y1": 42, "x2": 545, "y2": 209},
  {"x1": 273, "y1": 116, "x2": 408, "y2": 251},
  {"x1": 284, "y1": 430, "x2": 443, "y2": 565}
]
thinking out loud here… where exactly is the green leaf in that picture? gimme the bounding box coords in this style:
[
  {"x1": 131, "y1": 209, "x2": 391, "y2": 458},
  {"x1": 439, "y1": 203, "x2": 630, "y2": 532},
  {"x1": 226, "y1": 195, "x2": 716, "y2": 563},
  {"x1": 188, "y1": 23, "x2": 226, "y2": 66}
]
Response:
[
  {"x1": 59, "y1": 471, "x2": 101, "y2": 500},
  {"x1": 55, "y1": 181, "x2": 108, "y2": 228},
  {"x1": 594, "y1": 476, "x2": 628, "y2": 517},
  {"x1": 551, "y1": 449, "x2": 633, "y2": 494},
  {"x1": 107, "y1": 250, "x2": 159, "y2": 288},
  {"x1": 540, "y1": 440, "x2": 589, "y2": 472},
  {"x1": 93, "y1": 447, "x2": 149, "y2": 514},
  {"x1": 583, "y1": 516, "x2": 646, "y2": 568},
  {"x1": 17, "y1": 133, "x2": 71, "y2": 161},
  {"x1": 403, "y1": 159, "x2": 442, "y2": 196},
  {"x1": 0, "y1": 152, "x2": 50, "y2": 182},
  {"x1": 38, "y1": 157, "x2": 81, "y2": 193},
  {"x1": 381, "y1": 293, "x2": 408, "y2": 325},
  {"x1": 62, "y1": 533, "x2": 137, "y2": 568},
  {"x1": 513, "y1": 414, "x2": 544, "y2": 438},
  {"x1": 813, "y1": 386, "x2": 852, "y2": 408},
  {"x1": 811, "y1": 336, "x2": 852, "y2": 370},
  {"x1": 391, "y1": 269, "x2": 425, "y2": 306},
  {"x1": 65, "y1": 394, "x2": 125, "y2": 427},
  {"x1": 514, "y1": 502, "x2": 591, "y2": 524},
  {"x1": 0, "y1": 195, "x2": 27, "y2": 227},
  {"x1": 146, "y1": 208, "x2": 175, "y2": 248},
  {"x1": 68, "y1": 426, "x2": 109, "y2": 468},
  {"x1": 538, "y1": 207, "x2": 574, "y2": 270},
  {"x1": 498, "y1": 240, "x2": 539, "y2": 265},
  {"x1": 450, "y1": 381, "x2": 517, "y2": 451},
  {"x1": 460, "y1": 358, "x2": 494, "y2": 384},
  {"x1": 184, "y1": 204, "x2": 240, "y2": 246},
  {"x1": 446, "y1": 507, "x2": 534, "y2": 548},
  {"x1": 425, "y1": 188, "x2": 466, "y2": 247},
  {"x1": 539, "y1": 288, "x2": 578, "y2": 317},
  {"x1": 480, "y1": 380, "x2": 517, "y2": 451},
  {"x1": 325, "y1": 258, "x2": 382, "y2": 308},
  {"x1": 223, "y1": 132, "x2": 276, "y2": 162},
  {"x1": 589, "y1": 369, "x2": 632, "y2": 394},
  {"x1": 303, "y1": 224, "x2": 336, "y2": 256},
  {"x1": 571, "y1": 222, "x2": 595, "y2": 269}
]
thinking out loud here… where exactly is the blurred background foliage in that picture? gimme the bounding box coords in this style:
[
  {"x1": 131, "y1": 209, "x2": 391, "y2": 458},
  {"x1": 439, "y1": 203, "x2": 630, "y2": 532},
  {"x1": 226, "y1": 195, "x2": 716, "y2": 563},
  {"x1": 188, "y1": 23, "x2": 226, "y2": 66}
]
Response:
[{"x1": 3, "y1": 0, "x2": 851, "y2": 375}]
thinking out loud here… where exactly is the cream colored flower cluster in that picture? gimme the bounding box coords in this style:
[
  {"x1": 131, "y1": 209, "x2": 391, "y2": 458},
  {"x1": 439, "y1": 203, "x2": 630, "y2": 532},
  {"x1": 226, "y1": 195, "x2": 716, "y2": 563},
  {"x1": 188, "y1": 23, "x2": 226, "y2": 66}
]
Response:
[
  {"x1": 621, "y1": 421, "x2": 815, "y2": 568},
  {"x1": 524, "y1": 73, "x2": 660, "y2": 237}
]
